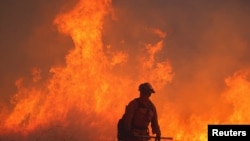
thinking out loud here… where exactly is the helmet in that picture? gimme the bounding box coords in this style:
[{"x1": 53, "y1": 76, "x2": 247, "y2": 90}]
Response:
[{"x1": 138, "y1": 82, "x2": 155, "y2": 93}]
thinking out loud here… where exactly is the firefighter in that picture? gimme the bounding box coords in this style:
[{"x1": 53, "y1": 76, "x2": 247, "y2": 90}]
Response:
[{"x1": 123, "y1": 82, "x2": 161, "y2": 141}]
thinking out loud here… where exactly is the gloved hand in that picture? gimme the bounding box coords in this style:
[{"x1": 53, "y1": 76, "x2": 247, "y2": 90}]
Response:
[{"x1": 155, "y1": 132, "x2": 161, "y2": 141}]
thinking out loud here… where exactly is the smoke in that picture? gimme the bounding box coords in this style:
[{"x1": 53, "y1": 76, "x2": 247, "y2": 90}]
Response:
[
  {"x1": 0, "y1": 0, "x2": 77, "y2": 104},
  {"x1": 104, "y1": 0, "x2": 250, "y2": 111},
  {"x1": 1, "y1": 0, "x2": 250, "y2": 140}
]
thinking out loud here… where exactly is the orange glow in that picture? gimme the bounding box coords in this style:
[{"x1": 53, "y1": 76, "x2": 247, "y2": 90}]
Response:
[
  {"x1": 0, "y1": 0, "x2": 249, "y2": 141},
  {"x1": 0, "y1": 0, "x2": 172, "y2": 140},
  {"x1": 223, "y1": 69, "x2": 250, "y2": 123}
]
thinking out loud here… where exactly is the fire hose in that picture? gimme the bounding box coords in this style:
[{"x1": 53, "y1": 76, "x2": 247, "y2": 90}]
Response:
[{"x1": 133, "y1": 135, "x2": 173, "y2": 140}]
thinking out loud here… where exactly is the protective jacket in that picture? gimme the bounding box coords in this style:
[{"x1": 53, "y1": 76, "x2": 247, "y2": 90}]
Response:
[{"x1": 123, "y1": 98, "x2": 161, "y2": 141}]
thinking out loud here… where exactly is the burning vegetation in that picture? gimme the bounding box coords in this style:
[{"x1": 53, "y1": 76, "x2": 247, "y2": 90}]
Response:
[{"x1": 0, "y1": 0, "x2": 250, "y2": 141}]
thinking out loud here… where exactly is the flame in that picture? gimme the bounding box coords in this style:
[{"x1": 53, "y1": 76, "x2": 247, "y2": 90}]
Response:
[
  {"x1": 0, "y1": 0, "x2": 249, "y2": 141},
  {"x1": 223, "y1": 69, "x2": 250, "y2": 123},
  {"x1": 0, "y1": 0, "x2": 172, "y2": 140}
]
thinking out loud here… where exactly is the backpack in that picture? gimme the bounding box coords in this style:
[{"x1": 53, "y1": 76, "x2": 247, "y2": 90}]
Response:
[
  {"x1": 117, "y1": 98, "x2": 154, "y2": 140},
  {"x1": 117, "y1": 114, "x2": 126, "y2": 140}
]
